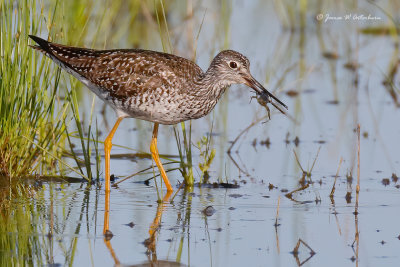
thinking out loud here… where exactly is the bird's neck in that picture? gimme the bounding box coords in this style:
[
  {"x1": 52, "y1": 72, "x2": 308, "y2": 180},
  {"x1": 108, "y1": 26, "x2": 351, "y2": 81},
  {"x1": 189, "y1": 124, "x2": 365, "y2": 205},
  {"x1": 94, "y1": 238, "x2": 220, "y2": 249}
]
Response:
[
  {"x1": 182, "y1": 66, "x2": 231, "y2": 120},
  {"x1": 196, "y1": 65, "x2": 231, "y2": 101}
]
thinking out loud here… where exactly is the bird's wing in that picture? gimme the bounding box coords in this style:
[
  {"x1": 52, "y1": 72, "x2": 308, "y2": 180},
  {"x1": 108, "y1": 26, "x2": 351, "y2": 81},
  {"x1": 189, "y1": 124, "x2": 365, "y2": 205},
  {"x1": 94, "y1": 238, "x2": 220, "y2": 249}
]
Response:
[
  {"x1": 86, "y1": 51, "x2": 195, "y2": 100},
  {"x1": 29, "y1": 36, "x2": 202, "y2": 100}
]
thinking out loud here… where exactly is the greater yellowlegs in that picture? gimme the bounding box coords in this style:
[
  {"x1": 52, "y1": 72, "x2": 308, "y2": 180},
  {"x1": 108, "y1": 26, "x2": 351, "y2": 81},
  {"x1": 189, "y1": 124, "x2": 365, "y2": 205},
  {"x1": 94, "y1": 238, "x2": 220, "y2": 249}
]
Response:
[{"x1": 29, "y1": 35, "x2": 287, "y2": 193}]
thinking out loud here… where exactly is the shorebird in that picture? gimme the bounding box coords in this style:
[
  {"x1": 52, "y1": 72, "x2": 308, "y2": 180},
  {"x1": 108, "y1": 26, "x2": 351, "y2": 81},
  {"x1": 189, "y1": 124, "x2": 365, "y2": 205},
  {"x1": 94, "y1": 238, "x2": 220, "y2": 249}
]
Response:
[{"x1": 29, "y1": 35, "x2": 287, "y2": 193}]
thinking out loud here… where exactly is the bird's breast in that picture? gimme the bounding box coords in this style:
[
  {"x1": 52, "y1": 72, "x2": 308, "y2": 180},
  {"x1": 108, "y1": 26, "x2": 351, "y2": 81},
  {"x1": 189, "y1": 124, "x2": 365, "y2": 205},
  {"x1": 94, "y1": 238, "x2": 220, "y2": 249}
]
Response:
[{"x1": 112, "y1": 84, "x2": 224, "y2": 125}]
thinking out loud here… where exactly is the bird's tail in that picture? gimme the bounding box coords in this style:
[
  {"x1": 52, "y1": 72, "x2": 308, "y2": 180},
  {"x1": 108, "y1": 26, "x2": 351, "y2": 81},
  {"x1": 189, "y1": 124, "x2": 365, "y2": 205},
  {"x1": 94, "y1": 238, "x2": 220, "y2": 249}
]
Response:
[{"x1": 28, "y1": 35, "x2": 52, "y2": 55}]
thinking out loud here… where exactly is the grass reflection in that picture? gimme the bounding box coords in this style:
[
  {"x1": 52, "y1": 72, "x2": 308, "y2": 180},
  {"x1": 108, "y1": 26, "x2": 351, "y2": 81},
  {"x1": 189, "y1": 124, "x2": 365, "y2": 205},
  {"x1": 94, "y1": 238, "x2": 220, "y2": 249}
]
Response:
[{"x1": 0, "y1": 181, "x2": 43, "y2": 266}]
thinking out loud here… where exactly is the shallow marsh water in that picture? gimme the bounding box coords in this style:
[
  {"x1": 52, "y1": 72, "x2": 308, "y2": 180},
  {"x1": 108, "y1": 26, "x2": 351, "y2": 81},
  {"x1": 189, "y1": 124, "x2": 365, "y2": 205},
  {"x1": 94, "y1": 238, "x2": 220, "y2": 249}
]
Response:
[{"x1": 1, "y1": 0, "x2": 400, "y2": 266}]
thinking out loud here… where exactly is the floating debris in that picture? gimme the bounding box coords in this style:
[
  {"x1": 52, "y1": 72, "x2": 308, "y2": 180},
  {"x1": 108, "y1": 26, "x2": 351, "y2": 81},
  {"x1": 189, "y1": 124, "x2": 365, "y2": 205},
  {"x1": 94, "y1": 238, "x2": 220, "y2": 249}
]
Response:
[
  {"x1": 286, "y1": 90, "x2": 299, "y2": 97},
  {"x1": 228, "y1": 194, "x2": 243, "y2": 198},
  {"x1": 381, "y1": 178, "x2": 390, "y2": 186},
  {"x1": 344, "y1": 61, "x2": 360, "y2": 71},
  {"x1": 212, "y1": 182, "x2": 240, "y2": 189},
  {"x1": 345, "y1": 192, "x2": 352, "y2": 203},
  {"x1": 293, "y1": 136, "x2": 300, "y2": 147},
  {"x1": 285, "y1": 132, "x2": 290, "y2": 144},
  {"x1": 260, "y1": 138, "x2": 271, "y2": 148},
  {"x1": 326, "y1": 100, "x2": 340, "y2": 105},
  {"x1": 125, "y1": 222, "x2": 135, "y2": 228},
  {"x1": 251, "y1": 138, "x2": 257, "y2": 147},
  {"x1": 347, "y1": 174, "x2": 353, "y2": 184},
  {"x1": 392, "y1": 173, "x2": 398, "y2": 183},
  {"x1": 268, "y1": 183, "x2": 276, "y2": 191},
  {"x1": 322, "y1": 51, "x2": 339, "y2": 60},
  {"x1": 203, "y1": 206, "x2": 216, "y2": 216}
]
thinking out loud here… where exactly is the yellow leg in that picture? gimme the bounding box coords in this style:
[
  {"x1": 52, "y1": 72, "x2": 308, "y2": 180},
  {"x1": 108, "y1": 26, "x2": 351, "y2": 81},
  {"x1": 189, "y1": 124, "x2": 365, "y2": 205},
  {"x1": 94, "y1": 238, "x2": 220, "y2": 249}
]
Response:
[
  {"x1": 103, "y1": 117, "x2": 123, "y2": 235},
  {"x1": 104, "y1": 190, "x2": 110, "y2": 235},
  {"x1": 150, "y1": 123, "x2": 173, "y2": 192},
  {"x1": 104, "y1": 117, "x2": 124, "y2": 192}
]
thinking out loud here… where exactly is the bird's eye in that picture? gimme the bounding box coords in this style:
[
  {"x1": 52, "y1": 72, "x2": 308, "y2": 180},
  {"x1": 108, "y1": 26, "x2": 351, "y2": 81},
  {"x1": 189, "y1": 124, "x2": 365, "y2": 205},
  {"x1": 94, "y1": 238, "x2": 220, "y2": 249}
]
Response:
[{"x1": 229, "y1": 61, "x2": 238, "y2": 69}]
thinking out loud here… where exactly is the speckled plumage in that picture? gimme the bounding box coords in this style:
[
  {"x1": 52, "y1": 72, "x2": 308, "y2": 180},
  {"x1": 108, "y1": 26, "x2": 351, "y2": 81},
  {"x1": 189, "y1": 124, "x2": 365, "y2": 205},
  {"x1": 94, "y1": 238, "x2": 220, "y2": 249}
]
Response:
[{"x1": 29, "y1": 35, "x2": 287, "y2": 124}]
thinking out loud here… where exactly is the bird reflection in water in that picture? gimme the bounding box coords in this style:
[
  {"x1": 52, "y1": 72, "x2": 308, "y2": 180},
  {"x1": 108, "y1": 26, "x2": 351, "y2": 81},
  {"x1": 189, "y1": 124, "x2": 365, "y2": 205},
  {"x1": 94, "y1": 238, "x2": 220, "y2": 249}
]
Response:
[{"x1": 103, "y1": 191, "x2": 184, "y2": 267}]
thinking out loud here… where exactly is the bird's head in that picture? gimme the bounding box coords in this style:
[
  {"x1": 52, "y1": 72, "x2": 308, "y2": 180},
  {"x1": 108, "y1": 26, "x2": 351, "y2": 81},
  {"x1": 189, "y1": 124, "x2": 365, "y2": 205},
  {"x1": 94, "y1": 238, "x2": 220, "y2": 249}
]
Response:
[{"x1": 209, "y1": 50, "x2": 287, "y2": 110}]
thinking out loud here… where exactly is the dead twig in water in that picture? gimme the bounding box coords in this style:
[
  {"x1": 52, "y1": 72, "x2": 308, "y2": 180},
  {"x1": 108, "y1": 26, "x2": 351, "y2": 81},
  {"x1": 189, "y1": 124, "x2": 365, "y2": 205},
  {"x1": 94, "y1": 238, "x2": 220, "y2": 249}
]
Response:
[
  {"x1": 330, "y1": 157, "x2": 343, "y2": 201},
  {"x1": 274, "y1": 196, "x2": 281, "y2": 227},
  {"x1": 293, "y1": 146, "x2": 321, "y2": 179},
  {"x1": 285, "y1": 183, "x2": 310, "y2": 200},
  {"x1": 227, "y1": 115, "x2": 268, "y2": 154},
  {"x1": 292, "y1": 238, "x2": 316, "y2": 266},
  {"x1": 288, "y1": 148, "x2": 321, "y2": 202},
  {"x1": 227, "y1": 152, "x2": 252, "y2": 178},
  {"x1": 351, "y1": 124, "x2": 361, "y2": 265},
  {"x1": 113, "y1": 162, "x2": 178, "y2": 186},
  {"x1": 355, "y1": 124, "x2": 361, "y2": 215},
  {"x1": 170, "y1": 181, "x2": 185, "y2": 202},
  {"x1": 227, "y1": 115, "x2": 269, "y2": 178},
  {"x1": 293, "y1": 149, "x2": 307, "y2": 186},
  {"x1": 292, "y1": 238, "x2": 316, "y2": 255},
  {"x1": 293, "y1": 149, "x2": 305, "y2": 174},
  {"x1": 274, "y1": 196, "x2": 281, "y2": 254},
  {"x1": 308, "y1": 147, "x2": 321, "y2": 176}
]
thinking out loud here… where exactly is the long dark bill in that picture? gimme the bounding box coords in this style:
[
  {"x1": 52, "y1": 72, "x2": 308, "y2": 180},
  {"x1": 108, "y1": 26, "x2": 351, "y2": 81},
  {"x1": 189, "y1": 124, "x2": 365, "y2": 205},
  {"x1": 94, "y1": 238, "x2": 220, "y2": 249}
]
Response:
[{"x1": 245, "y1": 76, "x2": 288, "y2": 112}]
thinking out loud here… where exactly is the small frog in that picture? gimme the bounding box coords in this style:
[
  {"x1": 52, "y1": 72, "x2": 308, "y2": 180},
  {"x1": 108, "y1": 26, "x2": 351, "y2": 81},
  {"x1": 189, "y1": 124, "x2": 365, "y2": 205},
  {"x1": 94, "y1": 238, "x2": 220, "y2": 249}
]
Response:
[{"x1": 253, "y1": 90, "x2": 287, "y2": 120}]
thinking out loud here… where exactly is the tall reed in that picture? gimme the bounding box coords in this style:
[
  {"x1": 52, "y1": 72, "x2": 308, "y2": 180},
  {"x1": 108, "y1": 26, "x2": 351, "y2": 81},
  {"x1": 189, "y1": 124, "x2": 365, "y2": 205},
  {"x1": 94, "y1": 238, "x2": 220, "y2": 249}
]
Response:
[{"x1": 0, "y1": 0, "x2": 68, "y2": 179}]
